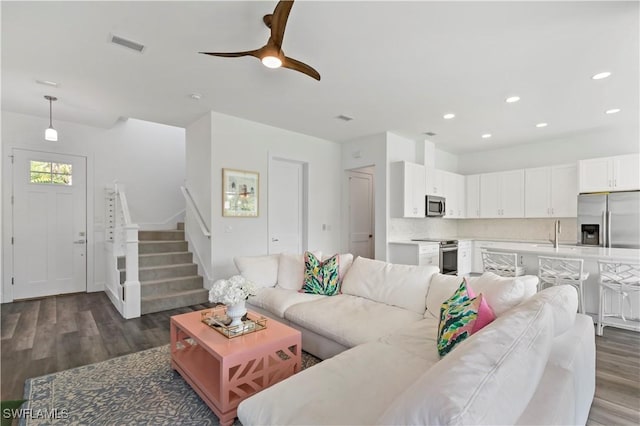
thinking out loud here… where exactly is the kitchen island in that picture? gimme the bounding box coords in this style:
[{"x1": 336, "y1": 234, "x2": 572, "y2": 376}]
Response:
[{"x1": 483, "y1": 242, "x2": 640, "y2": 332}]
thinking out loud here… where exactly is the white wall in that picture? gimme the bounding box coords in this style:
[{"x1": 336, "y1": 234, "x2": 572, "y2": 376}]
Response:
[
  {"x1": 1, "y1": 110, "x2": 185, "y2": 300},
  {"x1": 209, "y1": 112, "x2": 343, "y2": 280},
  {"x1": 185, "y1": 112, "x2": 213, "y2": 284},
  {"x1": 457, "y1": 124, "x2": 640, "y2": 174}
]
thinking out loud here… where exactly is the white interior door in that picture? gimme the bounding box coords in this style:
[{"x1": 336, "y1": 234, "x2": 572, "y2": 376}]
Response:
[
  {"x1": 268, "y1": 158, "x2": 304, "y2": 254},
  {"x1": 13, "y1": 149, "x2": 87, "y2": 299},
  {"x1": 348, "y1": 170, "x2": 374, "y2": 259}
]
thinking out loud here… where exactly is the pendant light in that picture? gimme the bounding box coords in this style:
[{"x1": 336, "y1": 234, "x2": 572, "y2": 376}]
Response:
[{"x1": 44, "y1": 95, "x2": 58, "y2": 141}]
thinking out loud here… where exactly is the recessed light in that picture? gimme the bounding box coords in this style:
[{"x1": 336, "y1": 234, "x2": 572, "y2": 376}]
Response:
[
  {"x1": 536, "y1": 122, "x2": 548, "y2": 128},
  {"x1": 505, "y1": 96, "x2": 520, "y2": 103},
  {"x1": 443, "y1": 113, "x2": 455, "y2": 119},
  {"x1": 190, "y1": 93, "x2": 202, "y2": 100},
  {"x1": 592, "y1": 72, "x2": 611, "y2": 80},
  {"x1": 36, "y1": 79, "x2": 59, "y2": 87},
  {"x1": 481, "y1": 133, "x2": 492, "y2": 139},
  {"x1": 605, "y1": 108, "x2": 621, "y2": 114}
]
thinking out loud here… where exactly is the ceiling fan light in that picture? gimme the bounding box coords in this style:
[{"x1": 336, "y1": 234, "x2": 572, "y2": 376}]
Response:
[
  {"x1": 45, "y1": 126, "x2": 58, "y2": 142},
  {"x1": 262, "y1": 55, "x2": 282, "y2": 69}
]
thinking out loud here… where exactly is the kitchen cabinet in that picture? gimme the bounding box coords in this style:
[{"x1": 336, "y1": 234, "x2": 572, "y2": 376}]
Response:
[
  {"x1": 457, "y1": 240, "x2": 472, "y2": 276},
  {"x1": 525, "y1": 164, "x2": 577, "y2": 218},
  {"x1": 390, "y1": 161, "x2": 426, "y2": 218},
  {"x1": 466, "y1": 174, "x2": 481, "y2": 218},
  {"x1": 579, "y1": 154, "x2": 640, "y2": 193},
  {"x1": 425, "y1": 167, "x2": 445, "y2": 196},
  {"x1": 388, "y1": 243, "x2": 439, "y2": 266},
  {"x1": 443, "y1": 171, "x2": 466, "y2": 218},
  {"x1": 480, "y1": 170, "x2": 525, "y2": 218}
]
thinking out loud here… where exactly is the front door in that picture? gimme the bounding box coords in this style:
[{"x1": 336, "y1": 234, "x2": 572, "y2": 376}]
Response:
[{"x1": 12, "y1": 149, "x2": 87, "y2": 299}]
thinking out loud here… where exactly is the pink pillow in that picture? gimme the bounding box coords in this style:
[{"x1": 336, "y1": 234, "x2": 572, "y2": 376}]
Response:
[{"x1": 466, "y1": 279, "x2": 496, "y2": 334}]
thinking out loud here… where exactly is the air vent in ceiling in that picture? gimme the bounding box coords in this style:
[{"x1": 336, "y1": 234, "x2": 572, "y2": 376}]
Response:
[
  {"x1": 110, "y1": 34, "x2": 145, "y2": 53},
  {"x1": 424, "y1": 132, "x2": 437, "y2": 137},
  {"x1": 336, "y1": 114, "x2": 354, "y2": 122}
]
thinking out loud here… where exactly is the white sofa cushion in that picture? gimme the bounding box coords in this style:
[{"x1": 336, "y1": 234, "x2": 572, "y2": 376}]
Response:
[
  {"x1": 247, "y1": 287, "x2": 326, "y2": 318},
  {"x1": 533, "y1": 285, "x2": 578, "y2": 336},
  {"x1": 234, "y1": 254, "x2": 280, "y2": 288},
  {"x1": 378, "y1": 317, "x2": 441, "y2": 363},
  {"x1": 238, "y1": 341, "x2": 431, "y2": 426},
  {"x1": 276, "y1": 252, "x2": 321, "y2": 291},
  {"x1": 425, "y1": 274, "x2": 466, "y2": 319},
  {"x1": 284, "y1": 294, "x2": 423, "y2": 348},
  {"x1": 341, "y1": 257, "x2": 439, "y2": 315},
  {"x1": 328, "y1": 253, "x2": 355, "y2": 280},
  {"x1": 379, "y1": 295, "x2": 554, "y2": 426}
]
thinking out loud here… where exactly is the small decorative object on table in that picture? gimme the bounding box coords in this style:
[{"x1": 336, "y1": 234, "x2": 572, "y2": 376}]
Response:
[
  {"x1": 201, "y1": 307, "x2": 267, "y2": 338},
  {"x1": 207, "y1": 275, "x2": 261, "y2": 337}
]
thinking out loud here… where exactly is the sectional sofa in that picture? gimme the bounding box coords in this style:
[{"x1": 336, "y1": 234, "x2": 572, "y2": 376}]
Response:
[{"x1": 231, "y1": 253, "x2": 595, "y2": 425}]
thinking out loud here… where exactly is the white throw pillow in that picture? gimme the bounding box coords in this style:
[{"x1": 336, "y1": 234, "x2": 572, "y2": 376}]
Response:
[
  {"x1": 424, "y1": 274, "x2": 466, "y2": 319},
  {"x1": 341, "y1": 257, "x2": 439, "y2": 315},
  {"x1": 324, "y1": 253, "x2": 355, "y2": 280},
  {"x1": 234, "y1": 254, "x2": 280, "y2": 288},
  {"x1": 472, "y1": 272, "x2": 526, "y2": 316},
  {"x1": 276, "y1": 251, "x2": 322, "y2": 291}
]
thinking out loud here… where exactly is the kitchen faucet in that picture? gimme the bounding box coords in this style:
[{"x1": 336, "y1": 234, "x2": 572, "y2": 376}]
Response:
[{"x1": 549, "y1": 220, "x2": 561, "y2": 249}]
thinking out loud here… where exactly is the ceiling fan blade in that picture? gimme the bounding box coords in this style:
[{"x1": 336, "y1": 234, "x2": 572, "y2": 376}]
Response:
[
  {"x1": 282, "y1": 56, "x2": 321, "y2": 81},
  {"x1": 199, "y1": 50, "x2": 260, "y2": 59},
  {"x1": 270, "y1": 1, "x2": 294, "y2": 46}
]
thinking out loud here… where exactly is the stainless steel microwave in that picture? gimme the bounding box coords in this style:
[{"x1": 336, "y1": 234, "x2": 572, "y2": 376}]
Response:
[{"x1": 426, "y1": 195, "x2": 446, "y2": 217}]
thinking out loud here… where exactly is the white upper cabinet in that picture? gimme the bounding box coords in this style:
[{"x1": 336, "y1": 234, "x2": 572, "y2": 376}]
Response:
[
  {"x1": 390, "y1": 161, "x2": 426, "y2": 218},
  {"x1": 525, "y1": 164, "x2": 577, "y2": 218},
  {"x1": 442, "y1": 171, "x2": 466, "y2": 218},
  {"x1": 614, "y1": 154, "x2": 640, "y2": 191},
  {"x1": 550, "y1": 164, "x2": 578, "y2": 217},
  {"x1": 480, "y1": 170, "x2": 524, "y2": 218},
  {"x1": 425, "y1": 167, "x2": 445, "y2": 196},
  {"x1": 466, "y1": 174, "x2": 481, "y2": 218},
  {"x1": 579, "y1": 154, "x2": 640, "y2": 193}
]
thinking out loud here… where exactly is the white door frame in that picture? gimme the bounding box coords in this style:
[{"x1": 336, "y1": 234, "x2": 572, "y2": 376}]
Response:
[
  {"x1": 2, "y1": 147, "x2": 94, "y2": 303},
  {"x1": 347, "y1": 167, "x2": 375, "y2": 258},
  {"x1": 267, "y1": 154, "x2": 309, "y2": 253}
]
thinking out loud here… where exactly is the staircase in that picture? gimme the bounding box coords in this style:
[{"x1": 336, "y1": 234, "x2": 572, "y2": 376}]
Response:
[{"x1": 117, "y1": 223, "x2": 209, "y2": 315}]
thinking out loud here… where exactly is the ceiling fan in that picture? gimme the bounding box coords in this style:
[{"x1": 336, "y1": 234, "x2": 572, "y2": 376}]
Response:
[{"x1": 200, "y1": 0, "x2": 320, "y2": 81}]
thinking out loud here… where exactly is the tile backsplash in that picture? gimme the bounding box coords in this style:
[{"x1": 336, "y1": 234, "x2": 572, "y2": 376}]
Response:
[{"x1": 389, "y1": 217, "x2": 578, "y2": 243}]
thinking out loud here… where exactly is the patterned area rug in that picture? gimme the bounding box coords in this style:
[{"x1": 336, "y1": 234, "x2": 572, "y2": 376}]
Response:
[{"x1": 20, "y1": 345, "x2": 321, "y2": 425}]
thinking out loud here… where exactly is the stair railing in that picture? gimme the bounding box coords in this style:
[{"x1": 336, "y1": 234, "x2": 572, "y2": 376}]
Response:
[
  {"x1": 105, "y1": 182, "x2": 141, "y2": 319},
  {"x1": 180, "y1": 186, "x2": 213, "y2": 287},
  {"x1": 181, "y1": 186, "x2": 210, "y2": 238}
]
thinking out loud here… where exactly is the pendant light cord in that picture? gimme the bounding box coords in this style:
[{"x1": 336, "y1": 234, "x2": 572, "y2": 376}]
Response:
[{"x1": 49, "y1": 98, "x2": 53, "y2": 127}]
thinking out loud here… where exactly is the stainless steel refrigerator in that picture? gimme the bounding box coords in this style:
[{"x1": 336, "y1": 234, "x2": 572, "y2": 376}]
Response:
[{"x1": 577, "y1": 191, "x2": 640, "y2": 249}]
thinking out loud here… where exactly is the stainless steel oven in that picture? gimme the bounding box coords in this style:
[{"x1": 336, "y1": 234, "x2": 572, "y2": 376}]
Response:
[
  {"x1": 410, "y1": 238, "x2": 458, "y2": 274},
  {"x1": 439, "y1": 240, "x2": 458, "y2": 275}
]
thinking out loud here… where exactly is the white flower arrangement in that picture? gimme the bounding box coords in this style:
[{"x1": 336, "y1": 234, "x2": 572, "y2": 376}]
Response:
[{"x1": 208, "y1": 275, "x2": 258, "y2": 306}]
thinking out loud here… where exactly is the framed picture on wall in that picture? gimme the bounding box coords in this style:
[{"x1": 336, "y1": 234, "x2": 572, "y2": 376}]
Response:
[{"x1": 222, "y1": 168, "x2": 259, "y2": 217}]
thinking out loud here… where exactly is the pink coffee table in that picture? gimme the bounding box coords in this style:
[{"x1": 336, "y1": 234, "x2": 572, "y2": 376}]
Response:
[{"x1": 170, "y1": 309, "x2": 301, "y2": 426}]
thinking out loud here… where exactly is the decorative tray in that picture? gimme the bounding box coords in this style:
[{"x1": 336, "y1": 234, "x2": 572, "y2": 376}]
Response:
[{"x1": 200, "y1": 306, "x2": 267, "y2": 339}]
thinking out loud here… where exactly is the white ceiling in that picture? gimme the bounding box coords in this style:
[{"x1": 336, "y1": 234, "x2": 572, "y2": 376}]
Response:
[{"x1": 2, "y1": 1, "x2": 638, "y2": 154}]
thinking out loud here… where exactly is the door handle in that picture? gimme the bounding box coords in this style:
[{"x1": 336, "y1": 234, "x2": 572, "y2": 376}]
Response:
[
  {"x1": 369, "y1": 235, "x2": 373, "y2": 238},
  {"x1": 271, "y1": 238, "x2": 279, "y2": 242},
  {"x1": 73, "y1": 240, "x2": 86, "y2": 244}
]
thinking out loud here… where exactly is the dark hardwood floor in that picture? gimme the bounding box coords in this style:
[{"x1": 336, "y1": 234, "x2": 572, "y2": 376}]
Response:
[{"x1": 2, "y1": 292, "x2": 639, "y2": 425}]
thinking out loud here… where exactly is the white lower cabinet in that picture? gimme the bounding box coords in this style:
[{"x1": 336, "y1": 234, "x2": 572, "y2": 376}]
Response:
[
  {"x1": 388, "y1": 243, "x2": 439, "y2": 266},
  {"x1": 457, "y1": 240, "x2": 472, "y2": 276}
]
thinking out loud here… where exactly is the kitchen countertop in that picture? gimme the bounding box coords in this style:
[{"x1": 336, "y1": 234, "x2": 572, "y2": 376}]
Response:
[
  {"x1": 389, "y1": 238, "x2": 640, "y2": 261},
  {"x1": 479, "y1": 242, "x2": 640, "y2": 262}
]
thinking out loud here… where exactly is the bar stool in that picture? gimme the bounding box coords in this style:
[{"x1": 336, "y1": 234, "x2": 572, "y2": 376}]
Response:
[
  {"x1": 482, "y1": 251, "x2": 526, "y2": 277},
  {"x1": 538, "y1": 256, "x2": 588, "y2": 313},
  {"x1": 597, "y1": 260, "x2": 640, "y2": 336}
]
